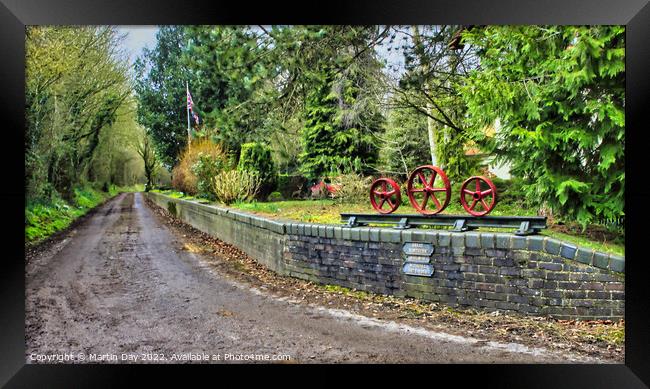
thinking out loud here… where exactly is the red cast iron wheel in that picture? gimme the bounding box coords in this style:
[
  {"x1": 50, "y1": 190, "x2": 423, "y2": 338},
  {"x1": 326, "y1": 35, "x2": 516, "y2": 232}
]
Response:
[
  {"x1": 369, "y1": 178, "x2": 402, "y2": 214},
  {"x1": 406, "y1": 165, "x2": 451, "y2": 215},
  {"x1": 460, "y1": 176, "x2": 497, "y2": 216}
]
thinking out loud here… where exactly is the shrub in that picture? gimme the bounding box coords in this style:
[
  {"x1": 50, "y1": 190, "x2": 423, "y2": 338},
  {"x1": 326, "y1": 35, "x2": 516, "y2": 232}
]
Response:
[
  {"x1": 330, "y1": 174, "x2": 373, "y2": 204},
  {"x1": 171, "y1": 139, "x2": 228, "y2": 196},
  {"x1": 277, "y1": 173, "x2": 308, "y2": 199},
  {"x1": 171, "y1": 164, "x2": 194, "y2": 194},
  {"x1": 308, "y1": 180, "x2": 332, "y2": 199},
  {"x1": 267, "y1": 191, "x2": 284, "y2": 202},
  {"x1": 192, "y1": 153, "x2": 227, "y2": 200},
  {"x1": 238, "y1": 143, "x2": 277, "y2": 200},
  {"x1": 490, "y1": 177, "x2": 529, "y2": 208},
  {"x1": 212, "y1": 169, "x2": 261, "y2": 205}
]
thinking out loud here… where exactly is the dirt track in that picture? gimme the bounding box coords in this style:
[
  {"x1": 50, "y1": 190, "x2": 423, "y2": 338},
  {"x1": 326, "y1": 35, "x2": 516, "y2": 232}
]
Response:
[{"x1": 25, "y1": 192, "x2": 606, "y2": 363}]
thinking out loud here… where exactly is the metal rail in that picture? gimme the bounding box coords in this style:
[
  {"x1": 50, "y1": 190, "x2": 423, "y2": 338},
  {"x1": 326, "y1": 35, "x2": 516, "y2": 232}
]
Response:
[{"x1": 340, "y1": 213, "x2": 547, "y2": 235}]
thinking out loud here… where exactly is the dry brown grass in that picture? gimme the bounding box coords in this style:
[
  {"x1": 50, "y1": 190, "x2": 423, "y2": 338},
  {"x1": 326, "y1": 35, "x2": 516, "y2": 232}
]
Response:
[{"x1": 171, "y1": 138, "x2": 228, "y2": 195}]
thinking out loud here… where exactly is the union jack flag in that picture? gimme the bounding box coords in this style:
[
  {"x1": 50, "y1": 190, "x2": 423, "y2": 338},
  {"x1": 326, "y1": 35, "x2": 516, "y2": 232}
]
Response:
[{"x1": 186, "y1": 88, "x2": 200, "y2": 125}]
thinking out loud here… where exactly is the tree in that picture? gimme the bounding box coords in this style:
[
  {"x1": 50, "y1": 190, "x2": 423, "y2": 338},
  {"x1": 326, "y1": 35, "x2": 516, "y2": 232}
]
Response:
[
  {"x1": 134, "y1": 26, "x2": 193, "y2": 167},
  {"x1": 88, "y1": 98, "x2": 145, "y2": 187},
  {"x1": 255, "y1": 26, "x2": 387, "y2": 179},
  {"x1": 461, "y1": 26, "x2": 625, "y2": 226},
  {"x1": 299, "y1": 63, "x2": 381, "y2": 180},
  {"x1": 137, "y1": 129, "x2": 160, "y2": 192},
  {"x1": 25, "y1": 26, "x2": 132, "y2": 201},
  {"x1": 182, "y1": 26, "x2": 275, "y2": 157},
  {"x1": 238, "y1": 142, "x2": 277, "y2": 199},
  {"x1": 385, "y1": 25, "x2": 479, "y2": 181},
  {"x1": 376, "y1": 106, "x2": 430, "y2": 179}
]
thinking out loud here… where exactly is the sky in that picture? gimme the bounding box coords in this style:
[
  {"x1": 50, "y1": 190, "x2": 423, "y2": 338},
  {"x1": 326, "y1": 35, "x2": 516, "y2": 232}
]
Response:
[
  {"x1": 115, "y1": 25, "x2": 406, "y2": 77},
  {"x1": 116, "y1": 26, "x2": 159, "y2": 65}
]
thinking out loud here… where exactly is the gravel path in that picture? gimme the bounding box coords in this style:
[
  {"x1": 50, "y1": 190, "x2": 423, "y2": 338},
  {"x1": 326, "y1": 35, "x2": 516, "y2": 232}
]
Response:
[{"x1": 25, "y1": 192, "x2": 602, "y2": 363}]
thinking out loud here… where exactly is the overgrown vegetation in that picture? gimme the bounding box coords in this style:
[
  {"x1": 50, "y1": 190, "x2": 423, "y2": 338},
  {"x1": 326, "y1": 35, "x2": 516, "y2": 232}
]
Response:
[
  {"x1": 25, "y1": 184, "x2": 143, "y2": 245},
  {"x1": 25, "y1": 26, "x2": 161, "y2": 242},
  {"x1": 212, "y1": 170, "x2": 261, "y2": 205},
  {"x1": 171, "y1": 138, "x2": 229, "y2": 196},
  {"x1": 27, "y1": 25, "x2": 625, "y2": 248},
  {"x1": 461, "y1": 26, "x2": 625, "y2": 228},
  {"x1": 26, "y1": 27, "x2": 139, "y2": 202},
  {"x1": 330, "y1": 174, "x2": 373, "y2": 204},
  {"x1": 237, "y1": 143, "x2": 277, "y2": 200},
  {"x1": 133, "y1": 25, "x2": 624, "y2": 236}
]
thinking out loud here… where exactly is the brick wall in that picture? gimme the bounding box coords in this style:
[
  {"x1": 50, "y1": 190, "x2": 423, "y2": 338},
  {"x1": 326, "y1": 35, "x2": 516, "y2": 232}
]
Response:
[{"x1": 147, "y1": 193, "x2": 625, "y2": 320}]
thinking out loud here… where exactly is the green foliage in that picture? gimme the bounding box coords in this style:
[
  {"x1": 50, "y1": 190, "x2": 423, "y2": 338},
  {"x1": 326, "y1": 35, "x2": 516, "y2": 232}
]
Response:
[
  {"x1": 276, "y1": 173, "x2": 308, "y2": 199},
  {"x1": 134, "y1": 26, "x2": 193, "y2": 167},
  {"x1": 137, "y1": 128, "x2": 160, "y2": 192},
  {"x1": 489, "y1": 177, "x2": 530, "y2": 208},
  {"x1": 26, "y1": 26, "x2": 132, "y2": 202},
  {"x1": 171, "y1": 139, "x2": 229, "y2": 196},
  {"x1": 237, "y1": 142, "x2": 277, "y2": 200},
  {"x1": 192, "y1": 153, "x2": 226, "y2": 200},
  {"x1": 461, "y1": 26, "x2": 625, "y2": 227},
  {"x1": 378, "y1": 107, "x2": 431, "y2": 179},
  {"x1": 299, "y1": 66, "x2": 380, "y2": 179},
  {"x1": 390, "y1": 26, "x2": 479, "y2": 181},
  {"x1": 211, "y1": 170, "x2": 261, "y2": 205},
  {"x1": 267, "y1": 191, "x2": 284, "y2": 202},
  {"x1": 434, "y1": 129, "x2": 481, "y2": 182},
  {"x1": 25, "y1": 186, "x2": 113, "y2": 244},
  {"x1": 330, "y1": 174, "x2": 374, "y2": 204},
  {"x1": 182, "y1": 26, "x2": 275, "y2": 155}
]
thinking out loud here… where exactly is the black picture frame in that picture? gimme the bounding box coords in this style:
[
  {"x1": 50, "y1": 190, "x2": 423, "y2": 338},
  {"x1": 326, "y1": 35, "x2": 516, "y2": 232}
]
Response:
[{"x1": 1, "y1": 0, "x2": 648, "y2": 386}]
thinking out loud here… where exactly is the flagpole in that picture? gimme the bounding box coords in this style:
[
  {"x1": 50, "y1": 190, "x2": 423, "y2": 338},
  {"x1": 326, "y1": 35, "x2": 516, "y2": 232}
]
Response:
[{"x1": 186, "y1": 80, "x2": 191, "y2": 152}]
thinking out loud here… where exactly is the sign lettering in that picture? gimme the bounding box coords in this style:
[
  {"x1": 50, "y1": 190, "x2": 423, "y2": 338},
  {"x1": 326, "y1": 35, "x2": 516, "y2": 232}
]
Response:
[
  {"x1": 402, "y1": 242, "x2": 434, "y2": 256},
  {"x1": 402, "y1": 263, "x2": 435, "y2": 277}
]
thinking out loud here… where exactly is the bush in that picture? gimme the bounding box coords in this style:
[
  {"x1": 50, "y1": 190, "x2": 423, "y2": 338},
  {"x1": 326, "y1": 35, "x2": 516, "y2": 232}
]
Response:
[
  {"x1": 490, "y1": 177, "x2": 529, "y2": 208},
  {"x1": 238, "y1": 143, "x2": 277, "y2": 200},
  {"x1": 171, "y1": 164, "x2": 195, "y2": 195},
  {"x1": 171, "y1": 139, "x2": 228, "y2": 196},
  {"x1": 192, "y1": 153, "x2": 227, "y2": 200},
  {"x1": 277, "y1": 173, "x2": 308, "y2": 199},
  {"x1": 330, "y1": 174, "x2": 373, "y2": 204},
  {"x1": 212, "y1": 169, "x2": 261, "y2": 205},
  {"x1": 267, "y1": 191, "x2": 284, "y2": 202}
]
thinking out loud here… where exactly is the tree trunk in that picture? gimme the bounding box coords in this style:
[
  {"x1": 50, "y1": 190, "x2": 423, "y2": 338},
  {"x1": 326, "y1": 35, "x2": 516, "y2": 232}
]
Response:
[{"x1": 412, "y1": 26, "x2": 437, "y2": 166}]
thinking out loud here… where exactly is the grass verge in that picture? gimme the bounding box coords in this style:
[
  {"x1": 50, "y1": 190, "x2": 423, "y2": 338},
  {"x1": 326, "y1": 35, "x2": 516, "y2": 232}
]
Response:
[{"x1": 25, "y1": 184, "x2": 144, "y2": 246}]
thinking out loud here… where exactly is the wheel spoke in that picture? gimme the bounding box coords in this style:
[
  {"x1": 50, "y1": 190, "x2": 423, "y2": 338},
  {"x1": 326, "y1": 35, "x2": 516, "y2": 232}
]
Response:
[
  {"x1": 481, "y1": 189, "x2": 493, "y2": 197},
  {"x1": 386, "y1": 198, "x2": 395, "y2": 209},
  {"x1": 372, "y1": 190, "x2": 382, "y2": 197},
  {"x1": 463, "y1": 189, "x2": 474, "y2": 195},
  {"x1": 382, "y1": 181, "x2": 387, "y2": 194},
  {"x1": 379, "y1": 196, "x2": 387, "y2": 209},
  {"x1": 421, "y1": 191, "x2": 430, "y2": 210},
  {"x1": 431, "y1": 187, "x2": 447, "y2": 192},
  {"x1": 428, "y1": 171, "x2": 437, "y2": 187},
  {"x1": 411, "y1": 188, "x2": 425, "y2": 193},
  {"x1": 386, "y1": 189, "x2": 396, "y2": 196},
  {"x1": 417, "y1": 172, "x2": 428, "y2": 187},
  {"x1": 475, "y1": 178, "x2": 481, "y2": 192},
  {"x1": 469, "y1": 199, "x2": 478, "y2": 210},
  {"x1": 480, "y1": 198, "x2": 490, "y2": 211},
  {"x1": 430, "y1": 191, "x2": 442, "y2": 209}
]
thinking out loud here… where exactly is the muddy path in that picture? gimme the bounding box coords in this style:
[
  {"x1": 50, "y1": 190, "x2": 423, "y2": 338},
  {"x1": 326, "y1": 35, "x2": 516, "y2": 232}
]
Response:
[{"x1": 25, "y1": 192, "x2": 606, "y2": 363}]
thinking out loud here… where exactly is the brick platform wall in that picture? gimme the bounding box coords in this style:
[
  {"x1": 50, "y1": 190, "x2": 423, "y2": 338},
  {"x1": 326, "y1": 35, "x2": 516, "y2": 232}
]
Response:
[{"x1": 147, "y1": 193, "x2": 625, "y2": 320}]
